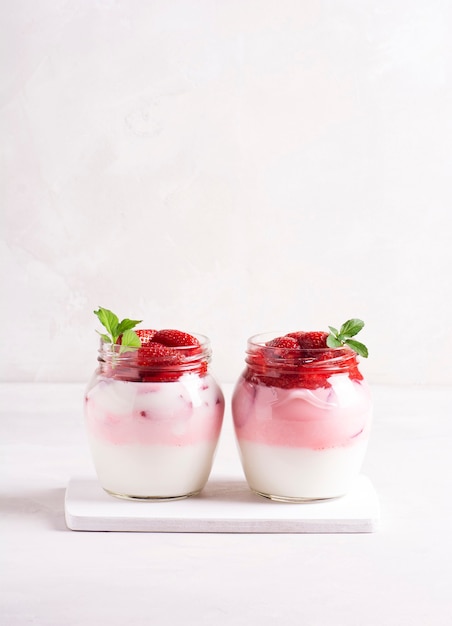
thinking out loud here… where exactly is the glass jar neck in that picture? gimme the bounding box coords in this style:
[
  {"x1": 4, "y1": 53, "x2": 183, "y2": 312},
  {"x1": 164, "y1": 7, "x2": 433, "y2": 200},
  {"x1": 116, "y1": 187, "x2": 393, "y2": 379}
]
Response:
[
  {"x1": 97, "y1": 335, "x2": 211, "y2": 383},
  {"x1": 244, "y1": 333, "x2": 362, "y2": 388}
]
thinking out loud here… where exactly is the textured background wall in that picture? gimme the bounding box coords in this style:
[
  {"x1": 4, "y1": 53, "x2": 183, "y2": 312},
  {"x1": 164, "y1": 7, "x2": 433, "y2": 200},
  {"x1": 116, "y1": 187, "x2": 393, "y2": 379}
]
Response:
[{"x1": 2, "y1": 0, "x2": 451, "y2": 384}]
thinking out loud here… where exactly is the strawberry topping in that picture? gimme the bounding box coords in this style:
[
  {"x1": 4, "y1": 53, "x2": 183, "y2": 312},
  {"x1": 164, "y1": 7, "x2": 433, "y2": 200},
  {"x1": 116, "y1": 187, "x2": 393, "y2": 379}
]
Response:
[
  {"x1": 244, "y1": 330, "x2": 362, "y2": 390},
  {"x1": 112, "y1": 327, "x2": 206, "y2": 382},
  {"x1": 137, "y1": 343, "x2": 183, "y2": 367},
  {"x1": 287, "y1": 331, "x2": 329, "y2": 350},
  {"x1": 266, "y1": 336, "x2": 300, "y2": 349},
  {"x1": 152, "y1": 329, "x2": 200, "y2": 348},
  {"x1": 135, "y1": 329, "x2": 158, "y2": 346}
]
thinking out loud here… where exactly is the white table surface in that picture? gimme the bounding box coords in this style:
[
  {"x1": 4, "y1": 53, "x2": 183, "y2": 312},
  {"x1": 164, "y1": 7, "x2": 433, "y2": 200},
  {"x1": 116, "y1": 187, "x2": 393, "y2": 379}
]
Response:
[{"x1": 1, "y1": 382, "x2": 452, "y2": 625}]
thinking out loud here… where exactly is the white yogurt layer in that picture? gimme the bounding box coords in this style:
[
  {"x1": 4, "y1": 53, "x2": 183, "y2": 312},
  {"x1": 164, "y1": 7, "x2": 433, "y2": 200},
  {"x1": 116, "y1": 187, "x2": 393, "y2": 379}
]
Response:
[
  {"x1": 87, "y1": 438, "x2": 219, "y2": 499},
  {"x1": 237, "y1": 439, "x2": 369, "y2": 501}
]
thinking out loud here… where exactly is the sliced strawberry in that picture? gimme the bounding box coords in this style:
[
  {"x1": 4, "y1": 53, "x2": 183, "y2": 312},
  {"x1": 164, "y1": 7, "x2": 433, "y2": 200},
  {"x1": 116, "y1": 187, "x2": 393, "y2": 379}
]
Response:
[
  {"x1": 135, "y1": 329, "x2": 158, "y2": 346},
  {"x1": 152, "y1": 329, "x2": 202, "y2": 359},
  {"x1": 134, "y1": 343, "x2": 183, "y2": 382},
  {"x1": 137, "y1": 343, "x2": 183, "y2": 367},
  {"x1": 113, "y1": 328, "x2": 206, "y2": 382},
  {"x1": 266, "y1": 336, "x2": 299, "y2": 349},
  {"x1": 265, "y1": 335, "x2": 300, "y2": 363},
  {"x1": 246, "y1": 346, "x2": 267, "y2": 373},
  {"x1": 152, "y1": 329, "x2": 200, "y2": 347},
  {"x1": 115, "y1": 328, "x2": 157, "y2": 346},
  {"x1": 286, "y1": 331, "x2": 328, "y2": 350},
  {"x1": 247, "y1": 330, "x2": 363, "y2": 390}
]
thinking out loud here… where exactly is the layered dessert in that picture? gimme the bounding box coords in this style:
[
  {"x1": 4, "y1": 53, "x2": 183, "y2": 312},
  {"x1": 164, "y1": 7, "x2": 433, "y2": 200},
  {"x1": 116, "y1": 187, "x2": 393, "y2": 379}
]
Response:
[
  {"x1": 84, "y1": 308, "x2": 224, "y2": 499},
  {"x1": 232, "y1": 321, "x2": 372, "y2": 501}
]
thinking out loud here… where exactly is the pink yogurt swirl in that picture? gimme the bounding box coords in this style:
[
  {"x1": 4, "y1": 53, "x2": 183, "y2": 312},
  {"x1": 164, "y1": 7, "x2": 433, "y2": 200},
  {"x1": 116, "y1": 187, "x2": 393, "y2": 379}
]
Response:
[
  {"x1": 232, "y1": 373, "x2": 372, "y2": 450},
  {"x1": 85, "y1": 374, "x2": 224, "y2": 446}
]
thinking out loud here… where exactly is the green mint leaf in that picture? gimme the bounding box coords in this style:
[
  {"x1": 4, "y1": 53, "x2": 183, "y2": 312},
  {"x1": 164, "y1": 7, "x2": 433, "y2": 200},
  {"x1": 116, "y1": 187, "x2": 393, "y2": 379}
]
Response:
[
  {"x1": 327, "y1": 318, "x2": 368, "y2": 357},
  {"x1": 117, "y1": 318, "x2": 142, "y2": 336},
  {"x1": 339, "y1": 318, "x2": 364, "y2": 339},
  {"x1": 326, "y1": 335, "x2": 343, "y2": 348},
  {"x1": 94, "y1": 307, "x2": 119, "y2": 342},
  {"x1": 96, "y1": 331, "x2": 112, "y2": 343},
  {"x1": 345, "y1": 339, "x2": 368, "y2": 358},
  {"x1": 118, "y1": 329, "x2": 142, "y2": 354},
  {"x1": 121, "y1": 329, "x2": 141, "y2": 347}
]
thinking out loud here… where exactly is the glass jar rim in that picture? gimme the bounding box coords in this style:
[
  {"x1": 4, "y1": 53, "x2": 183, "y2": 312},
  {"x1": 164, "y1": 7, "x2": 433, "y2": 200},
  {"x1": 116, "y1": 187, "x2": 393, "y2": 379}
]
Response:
[
  {"x1": 99, "y1": 332, "x2": 211, "y2": 351},
  {"x1": 97, "y1": 332, "x2": 212, "y2": 372},
  {"x1": 247, "y1": 331, "x2": 351, "y2": 350},
  {"x1": 245, "y1": 331, "x2": 358, "y2": 371}
]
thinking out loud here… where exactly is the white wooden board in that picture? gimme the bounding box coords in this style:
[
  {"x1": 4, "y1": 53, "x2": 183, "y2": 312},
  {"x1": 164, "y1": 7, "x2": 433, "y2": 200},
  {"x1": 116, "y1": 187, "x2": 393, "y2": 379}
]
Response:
[{"x1": 65, "y1": 474, "x2": 380, "y2": 533}]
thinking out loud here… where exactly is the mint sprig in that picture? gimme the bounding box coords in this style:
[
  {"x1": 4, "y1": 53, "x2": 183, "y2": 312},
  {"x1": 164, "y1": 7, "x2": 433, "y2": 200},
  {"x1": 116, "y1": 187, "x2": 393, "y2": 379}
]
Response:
[
  {"x1": 94, "y1": 307, "x2": 142, "y2": 353},
  {"x1": 326, "y1": 318, "x2": 368, "y2": 358}
]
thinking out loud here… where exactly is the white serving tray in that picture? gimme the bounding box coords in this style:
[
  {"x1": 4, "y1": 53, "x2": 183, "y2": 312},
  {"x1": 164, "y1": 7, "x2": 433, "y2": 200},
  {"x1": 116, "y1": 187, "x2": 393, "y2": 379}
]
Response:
[{"x1": 65, "y1": 474, "x2": 380, "y2": 533}]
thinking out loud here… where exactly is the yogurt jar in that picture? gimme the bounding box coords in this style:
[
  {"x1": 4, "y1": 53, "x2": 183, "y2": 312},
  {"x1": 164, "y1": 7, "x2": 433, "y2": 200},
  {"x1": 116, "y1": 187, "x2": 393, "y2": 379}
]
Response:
[
  {"x1": 84, "y1": 331, "x2": 224, "y2": 500},
  {"x1": 232, "y1": 331, "x2": 372, "y2": 501}
]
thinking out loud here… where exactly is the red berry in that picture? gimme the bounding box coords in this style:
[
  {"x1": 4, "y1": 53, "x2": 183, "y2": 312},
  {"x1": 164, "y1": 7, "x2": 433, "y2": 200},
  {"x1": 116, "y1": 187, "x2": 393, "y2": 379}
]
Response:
[
  {"x1": 137, "y1": 343, "x2": 183, "y2": 367},
  {"x1": 152, "y1": 329, "x2": 200, "y2": 347},
  {"x1": 247, "y1": 346, "x2": 267, "y2": 372},
  {"x1": 286, "y1": 331, "x2": 328, "y2": 350},
  {"x1": 266, "y1": 336, "x2": 299, "y2": 349},
  {"x1": 247, "y1": 330, "x2": 358, "y2": 390},
  {"x1": 135, "y1": 329, "x2": 158, "y2": 346},
  {"x1": 115, "y1": 328, "x2": 205, "y2": 382},
  {"x1": 116, "y1": 329, "x2": 157, "y2": 346},
  {"x1": 265, "y1": 335, "x2": 300, "y2": 363}
]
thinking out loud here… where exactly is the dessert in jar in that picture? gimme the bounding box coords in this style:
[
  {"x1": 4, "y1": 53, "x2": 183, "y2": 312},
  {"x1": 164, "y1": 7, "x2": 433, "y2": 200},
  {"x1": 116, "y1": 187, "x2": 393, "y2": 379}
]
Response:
[
  {"x1": 84, "y1": 307, "x2": 224, "y2": 500},
  {"x1": 232, "y1": 319, "x2": 372, "y2": 502}
]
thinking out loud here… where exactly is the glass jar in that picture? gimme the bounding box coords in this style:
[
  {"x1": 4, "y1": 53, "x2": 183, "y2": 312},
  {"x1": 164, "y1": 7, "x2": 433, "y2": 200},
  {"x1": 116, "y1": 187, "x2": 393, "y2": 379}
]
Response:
[
  {"x1": 84, "y1": 335, "x2": 224, "y2": 500},
  {"x1": 231, "y1": 333, "x2": 372, "y2": 502}
]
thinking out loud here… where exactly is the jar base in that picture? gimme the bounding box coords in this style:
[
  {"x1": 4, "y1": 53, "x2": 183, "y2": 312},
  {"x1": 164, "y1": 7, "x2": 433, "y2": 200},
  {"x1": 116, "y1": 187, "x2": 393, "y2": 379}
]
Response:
[
  {"x1": 252, "y1": 488, "x2": 344, "y2": 503},
  {"x1": 104, "y1": 487, "x2": 201, "y2": 502}
]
